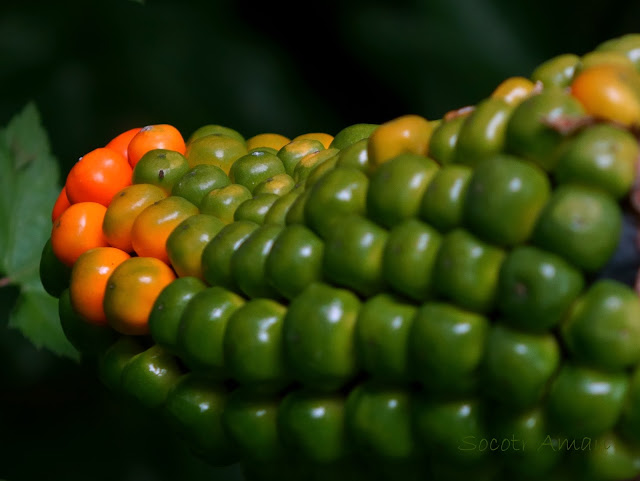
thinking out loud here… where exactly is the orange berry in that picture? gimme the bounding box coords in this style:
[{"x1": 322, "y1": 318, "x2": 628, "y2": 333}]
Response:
[
  {"x1": 293, "y1": 132, "x2": 334, "y2": 149},
  {"x1": 367, "y1": 114, "x2": 432, "y2": 169},
  {"x1": 130, "y1": 196, "x2": 199, "y2": 263},
  {"x1": 570, "y1": 64, "x2": 640, "y2": 127},
  {"x1": 102, "y1": 184, "x2": 167, "y2": 253},
  {"x1": 127, "y1": 124, "x2": 186, "y2": 168},
  {"x1": 51, "y1": 202, "x2": 109, "y2": 267},
  {"x1": 51, "y1": 186, "x2": 71, "y2": 222},
  {"x1": 246, "y1": 133, "x2": 291, "y2": 151},
  {"x1": 66, "y1": 147, "x2": 133, "y2": 206},
  {"x1": 103, "y1": 256, "x2": 176, "y2": 335},
  {"x1": 105, "y1": 127, "x2": 142, "y2": 162},
  {"x1": 69, "y1": 247, "x2": 131, "y2": 326}
]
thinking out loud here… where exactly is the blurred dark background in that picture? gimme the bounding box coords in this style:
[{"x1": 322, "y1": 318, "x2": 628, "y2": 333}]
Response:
[{"x1": 0, "y1": 0, "x2": 638, "y2": 479}]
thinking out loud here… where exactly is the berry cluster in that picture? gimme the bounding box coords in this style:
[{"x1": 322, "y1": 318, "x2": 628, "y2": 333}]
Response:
[{"x1": 40, "y1": 34, "x2": 640, "y2": 481}]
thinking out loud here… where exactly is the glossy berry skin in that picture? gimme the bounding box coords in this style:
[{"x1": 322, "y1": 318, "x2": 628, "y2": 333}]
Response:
[
  {"x1": 382, "y1": 219, "x2": 442, "y2": 301},
  {"x1": 171, "y1": 164, "x2": 231, "y2": 206},
  {"x1": 454, "y1": 98, "x2": 514, "y2": 167},
  {"x1": 595, "y1": 33, "x2": 640, "y2": 70},
  {"x1": 434, "y1": 229, "x2": 506, "y2": 313},
  {"x1": 278, "y1": 389, "x2": 350, "y2": 464},
  {"x1": 345, "y1": 382, "x2": 416, "y2": 461},
  {"x1": 420, "y1": 164, "x2": 473, "y2": 233},
  {"x1": 223, "y1": 298, "x2": 289, "y2": 391},
  {"x1": 293, "y1": 149, "x2": 339, "y2": 184},
  {"x1": 335, "y1": 138, "x2": 370, "y2": 173},
  {"x1": 132, "y1": 148, "x2": 191, "y2": 194},
  {"x1": 490, "y1": 407, "x2": 562, "y2": 479},
  {"x1": 102, "y1": 184, "x2": 167, "y2": 253},
  {"x1": 304, "y1": 167, "x2": 368, "y2": 239},
  {"x1": 283, "y1": 282, "x2": 360, "y2": 391},
  {"x1": 230, "y1": 224, "x2": 284, "y2": 300},
  {"x1": 553, "y1": 124, "x2": 638, "y2": 200},
  {"x1": 200, "y1": 220, "x2": 259, "y2": 291},
  {"x1": 463, "y1": 154, "x2": 551, "y2": 247},
  {"x1": 65, "y1": 147, "x2": 132, "y2": 206},
  {"x1": 262, "y1": 188, "x2": 302, "y2": 226},
  {"x1": 229, "y1": 153, "x2": 286, "y2": 194},
  {"x1": 59, "y1": 288, "x2": 118, "y2": 360},
  {"x1": 222, "y1": 388, "x2": 286, "y2": 463},
  {"x1": 366, "y1": 153, "x2": 439, "y2": 228},
  {"x1": 304, "y1": 155, "x2": 338, "y2": 189},
  {"x1": 39, "y1": 237, "x2": 71, "y2": 298},
  {"x1": 491, "y1": 76, "x2": 537, "y2": 105},
  {"x1": 105, "y1": 127, "x2": 141, "y2": 161},
  {"x1": 293, "y1": 132, "x2": 334, "y2": 149},
  {"x1": 367, "y1": 115, "x2": 432, "y2": 169},
  {"x1": 51, "y1": 186, "x2": 71, "y2": 222},
  {"x1": 571, "y1": 432, "x2": 640, "y2": 481},
  {"x1": 253, "y1": 173, "x2": 296, "y2": 197},
  {"x1": 103, "y1": 256, "x2": 177, "y2": 335},
  {"x1": 329, "y1": 123, "x2": 378, "y2": 150},
  {"x1": 413, "y1": 397, "x2": 489, "y2": 466},
  {"x1": 481, "y1": 323, "x2": 560, "y2": 409},
  {"x1": 187, "y1": 124, "x2": 245, "y2": 145},
  {"x1": 166, "y1": 214, "x2": 226, "y2": 279},
  {"x1": 428, "y1": 115, "x2": 466, "y2": 165},
  {"x1": 120, "y1": 345, "x2": 182, "y2": 409},
  {"x1": 51, "y1": 202, "x2": 109, "y2": 267},
  {"x1": 532, "y1": 185, "x2": 623, "y2": 273},
  {"x1": 546, "y1": 364, "x2": 628, "y2": 439},
  {"x1": 199, "y1": 183, "x2": 252, "y2": 224},
  {"x1": 355, "y1": 293, "x2": 416, "y2": 383},
  {"x1": 148, "y1": 276, "x2": 207, "y2": 354},
  {"x1": 234, "y1": 194, "x2": 279, "y2": 225},
  {"x1": 277, "y1": 139, "x2": 325, "y2": 176},
  {"x1": 264, "y1": 224, "x2": 325, "y2": 300},
  {"x1": 185, "y1": 133, "x2": 248, "y2": 173},
  {"x1": 497, "y1": 246, "x2": 585, "y2": 332},
  {"x1": 322, "y1": 215, "x2": 388, "y2": 297},
  {"x1": 561, "y1": 280, "x2": 640, "y2": 371},
  {"x1": 531, "y1": 53, "x2": 580, "y2": 88},
  {"x1": 246, "y1": 133, "x2": 290, "y2": 152},
  {"x1": 571, "y1": 64, "x2": 640, "y2": 127},
  {"x1": 506, "y1": 87, "x2": 585, "y2": 171},
  {"x1": 69, "y1": 247, "x2": 131, "y2": 326},
  {"x1": 410, "y1": 302, "x2": 488, "y2": 395},
  {"x1": 177, "y1": 286, "x2": 245, "y2": 375},
  {"x1": 128, "y1": 124, "x2": 186, "y2": 168},
  {"x1": 98, "y1": 337, "x2": 144, "y2": 392},
  {"x1": 130, "y1": 196, "x2": 199, "y2": 264},
  {"x1": 163, "y1": 373, "x2": 237, "y2": 466}
]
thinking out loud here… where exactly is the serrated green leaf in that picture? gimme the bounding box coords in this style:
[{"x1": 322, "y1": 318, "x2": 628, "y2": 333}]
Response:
[
  {"x1": 0, "y1": 103, "x2": 60, "y2": 285},
  {"x1": 8, "y1": 287, "x2": 79, "y2": 361},
  {"x1": 3, "y1": 102, "x2": 51, "y2": 169},
  {"x1": 0, "y1": 103, "x2": 78, "y2": 361},
  {"x1": 0, "y1": 129, "x2": 13, "y2": 260}
]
